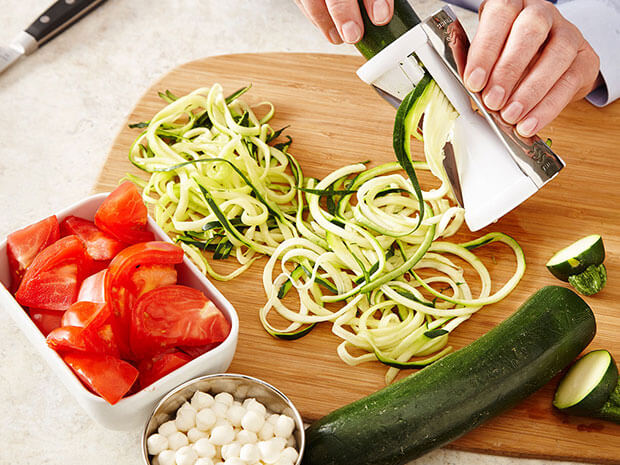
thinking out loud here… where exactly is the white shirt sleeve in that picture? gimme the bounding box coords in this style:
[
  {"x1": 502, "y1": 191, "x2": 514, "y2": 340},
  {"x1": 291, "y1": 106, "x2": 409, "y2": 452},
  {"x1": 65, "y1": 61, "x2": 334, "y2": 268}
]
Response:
[{"x1": 555, "y1": 0, "x2": 620, "y2": 107}]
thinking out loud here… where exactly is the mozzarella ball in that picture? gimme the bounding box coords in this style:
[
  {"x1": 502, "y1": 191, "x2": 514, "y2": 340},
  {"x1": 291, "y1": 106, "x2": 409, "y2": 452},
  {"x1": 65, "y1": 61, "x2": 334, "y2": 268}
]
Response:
[
  {"x1": 239, "y1": 443, "x2": 260, "y2": 463},
  {"x1": 271, "y1": 437, "x2": 287, "y2": 451},
  {"x1": 176, "y1": 445, "x2": 198, "y2": 465},
  {"x1": 258, "y1": 421, "x2": 274, "y2": 441},
  {"x1": 210, "y1": 424, "x2": 235, "y2": 445},
  {"x1": 168, "y1": 431, "x2": 190, "y2": 451},
  {"x1": 273, "y1": 459, "x2": 294, "y2": 465},
  {"x1": 195, "y1": 459, "x2": 215, "y2": 465},
  {"x1": 214, "y1": 417, "x2": 232, "y2": 429},
  {"x1": 281, "y1": 447, "x2": 299, "y2": 462},
  {"x1": 176, "y1": 407, "x2": 197, "y2": 432},
  {"x1": 212, "y1": 402, "x2": 229, "y2": 418},
  {"x1": 196, "y1": 408, "x2": 217, "y2": 431},
  {"x1": 241, "y1": 410, "x2": 264, "y2": 433},
  {"x1": 274, "y1": 415, "x2": 296, "y2": 439},
  {"x1": 226, "y1": 404, "x2": 246, "y2": 427},
  {"x1": 244, "y1": 399, "x2": 267, "y2": 417},
  {"x1": 188, "y1": 427, "x2": 209, "y2": 443},
  {"x1": 193, "y1": 438, "x2": 216, "y2": 458},
  {"x1": 158, "y1": 420, "x2": 179, "y2": 437},
  {"x1": 147, "y1": 433, "x2": 169, "y2": 456},
  {"x1": 258, "y1": 438, "x2": 285, "y2": 464},
  {"x1": 214, "y1": 392, "x2": 234, "y2": 406},
  {"x1": 267, "y1": 414, "x2": 280, "y2": 425},
  {"x1": 157, "y1": 450, "x2": 177, "y2": 465},
  {"x1": 223, "y1": 459, "x2": 245, "y2": 465},
  {"x1": 236, "y1": 429, "x2": 258, "y2": 445},
  {"x1": 191, "y1": 391, "x2": 215, "y2": 410},
  {"x1": 221, "y1": 443, "x2": 241, "y2": 461}
]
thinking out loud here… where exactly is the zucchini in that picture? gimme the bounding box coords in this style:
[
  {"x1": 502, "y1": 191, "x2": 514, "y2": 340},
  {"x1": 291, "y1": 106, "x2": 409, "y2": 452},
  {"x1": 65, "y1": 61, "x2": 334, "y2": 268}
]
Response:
[
  {"x1": 355, "y1": 0, "x2": 421, "y2": 59},
  {"x1": 568, "y1": 264, "x2": 607, "y2": 296},
  {"x1": 302, "y1": 286, "x2": 595, "y2": 465},
  {"x1": 553, "y1": 349, "x2": 620, "y2": 423},
  {"x1": 546, "y1": 234, "x2": 605, "y2": 281}
]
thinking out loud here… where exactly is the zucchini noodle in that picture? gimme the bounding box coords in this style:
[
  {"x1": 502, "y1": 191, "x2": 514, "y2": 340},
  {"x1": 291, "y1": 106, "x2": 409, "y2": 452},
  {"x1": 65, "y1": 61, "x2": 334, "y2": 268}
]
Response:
[{"x1": 127, "y1": 83, "x2": 525, "y2": 383}]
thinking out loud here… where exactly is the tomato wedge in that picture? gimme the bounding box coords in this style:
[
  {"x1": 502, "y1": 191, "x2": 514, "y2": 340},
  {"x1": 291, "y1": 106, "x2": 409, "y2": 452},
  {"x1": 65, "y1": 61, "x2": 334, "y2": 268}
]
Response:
[
  {"x1": 131, "y1": 264, "x2": 177, "y2": 298},
  {"x1": 138, "y1": 351, "x2": 192, "y2": 388},
  {"x1": 7, "y1": 215, "x2": 60, "y2": 291},
  {"x1": 77, "y1": 269, "x2": 107, "y2": 303},
  {"x1": 29, "y1": 308, "x2": 63, "y2": 336},
  {"x1": 63, "y1": 353, "x2": 138, "y2": 405},
  {"x1": 131, "y1": 285, "x2": 231, "y2": 359},
  {"x1": 94, "y1": 182, "x2": 154, "y2": 244},
  {"x1": 105, "y1": 242, "x2": 184, "y2": 359},
  {"x1": 60, "y1": 216, "x2": 126, "y2": 261},
  {"x1": 61, "y1": 301, "x2": 109, "y2": 328},
  {"x1": 15, "y1": 236, "x2": 88, "y2": 311},
  {"x1": 47, "y1": 326, "x2": 88, "y2": 352}
]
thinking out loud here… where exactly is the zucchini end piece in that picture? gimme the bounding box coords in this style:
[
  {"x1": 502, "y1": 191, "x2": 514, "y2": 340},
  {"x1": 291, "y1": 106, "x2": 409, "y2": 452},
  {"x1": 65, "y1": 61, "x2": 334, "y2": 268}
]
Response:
[
  {"x1": 568, "y1": 264, "x2": 607, "y2": 296},
  {"x1": 546, "y1": 235, "x2": 605, "y2": 281},
  {"x1": 553, "y1": 350, "x2": 619, "y2": 419}
]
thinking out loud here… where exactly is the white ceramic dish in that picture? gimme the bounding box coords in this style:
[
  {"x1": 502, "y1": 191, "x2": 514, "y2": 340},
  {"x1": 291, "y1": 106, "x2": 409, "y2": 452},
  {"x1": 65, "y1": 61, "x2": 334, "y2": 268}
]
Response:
[{"x1": 0, "y1": 192, "x2": 239, "y2": 430}]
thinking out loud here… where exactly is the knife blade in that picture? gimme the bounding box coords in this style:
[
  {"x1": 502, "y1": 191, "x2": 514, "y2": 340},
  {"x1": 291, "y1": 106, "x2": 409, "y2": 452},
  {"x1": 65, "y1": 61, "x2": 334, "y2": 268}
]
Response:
[{"x1": 0, "y1": 0, "x2": 108, "y2": 76}]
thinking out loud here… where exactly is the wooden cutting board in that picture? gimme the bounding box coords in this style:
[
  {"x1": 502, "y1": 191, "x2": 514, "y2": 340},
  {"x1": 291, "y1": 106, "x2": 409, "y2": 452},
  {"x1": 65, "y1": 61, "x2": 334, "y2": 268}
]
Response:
[{"x1": 95, "y1": 53, "x2": 620, "y2": 464}]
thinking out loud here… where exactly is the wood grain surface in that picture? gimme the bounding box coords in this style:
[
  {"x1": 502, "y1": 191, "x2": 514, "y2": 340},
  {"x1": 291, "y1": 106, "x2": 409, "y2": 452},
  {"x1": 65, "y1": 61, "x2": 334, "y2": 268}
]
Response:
[{"x1": 95, "y1": 53, "x2": 620, "y2": 464}]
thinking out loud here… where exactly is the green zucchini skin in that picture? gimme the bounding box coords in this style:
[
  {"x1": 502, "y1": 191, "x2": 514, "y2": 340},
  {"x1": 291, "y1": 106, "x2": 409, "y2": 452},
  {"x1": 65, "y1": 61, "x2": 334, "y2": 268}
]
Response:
[
  {"x1": 355, "y1": 0, "x2": 421, "y2": 60},
  {"x1": 302, "y1": 286, "x2": 596, "y2": 465}
]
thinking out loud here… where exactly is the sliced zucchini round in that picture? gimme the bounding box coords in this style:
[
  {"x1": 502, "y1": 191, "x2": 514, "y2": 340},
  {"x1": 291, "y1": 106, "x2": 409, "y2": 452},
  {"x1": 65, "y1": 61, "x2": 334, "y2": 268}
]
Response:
[
  {"x1": 546, "y1": 234, "x2": 605, "y2": 282},
  {"x1": 553, "y1": 350, "x2": 618, "y2": 416}
]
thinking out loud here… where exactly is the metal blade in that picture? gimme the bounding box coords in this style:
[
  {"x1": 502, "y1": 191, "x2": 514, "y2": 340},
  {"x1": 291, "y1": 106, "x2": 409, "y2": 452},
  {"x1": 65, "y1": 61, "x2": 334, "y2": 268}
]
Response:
[
  {"x1": 442, "y1": 141, "x2": 464, "y2": 208},
  {"x1": 371, "y1": 85, "x2": 401, "y2": 109},
  {"x1": 0, "y1": 45, "x2": 23, "y2": 75}
]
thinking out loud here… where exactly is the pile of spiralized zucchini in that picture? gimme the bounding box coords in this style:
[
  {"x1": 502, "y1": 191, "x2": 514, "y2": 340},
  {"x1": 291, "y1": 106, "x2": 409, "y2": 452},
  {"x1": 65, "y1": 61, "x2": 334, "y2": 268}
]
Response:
[{"x1": 127, "y1": 83, "x2": 525, "y2": 383}]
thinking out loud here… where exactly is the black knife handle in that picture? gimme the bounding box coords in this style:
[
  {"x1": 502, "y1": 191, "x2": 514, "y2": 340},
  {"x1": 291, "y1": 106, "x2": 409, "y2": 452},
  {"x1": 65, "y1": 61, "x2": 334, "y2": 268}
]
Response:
[{"x1": 25, "y1": 0, "x2": 108, "y2": 46}]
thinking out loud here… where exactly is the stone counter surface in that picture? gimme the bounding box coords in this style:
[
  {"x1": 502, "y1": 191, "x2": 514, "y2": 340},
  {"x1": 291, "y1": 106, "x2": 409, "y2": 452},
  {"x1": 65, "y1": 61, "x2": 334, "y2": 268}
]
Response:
[{"x1": 0, "y1": 1, "x2": 594, "y2": 464}]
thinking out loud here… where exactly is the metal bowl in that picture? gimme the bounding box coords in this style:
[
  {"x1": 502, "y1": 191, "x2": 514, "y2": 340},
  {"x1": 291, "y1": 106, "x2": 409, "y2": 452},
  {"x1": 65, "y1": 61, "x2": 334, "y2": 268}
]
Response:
[{"x1": 142, "y1": 373, "x2": 306, "y2": 465}]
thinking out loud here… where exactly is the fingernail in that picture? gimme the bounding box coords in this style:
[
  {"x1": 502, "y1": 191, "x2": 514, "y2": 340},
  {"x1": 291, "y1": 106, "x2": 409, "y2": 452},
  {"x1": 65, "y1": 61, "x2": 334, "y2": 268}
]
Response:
[
  {"x1": 483, "y1": 85, "x2": 505, "y2": 110},
  {"x1": 517, "y1": 117, "x2": 538, "y2": 137},
  {"x1": 328, "y1": 27, "x2": 342, "y2": 44},
  {"x1": 466, "y1": 67, "x2": 486, "y2": 92},
  {"x1": 341, "y1": 21, "x2": 362, "y2": 43},
  {"x1": 501, "y1": 101, "x2": 523, "y2": 124},
  {"x1": 373, "y1": 0, "x2": 390, "y2": 23}
]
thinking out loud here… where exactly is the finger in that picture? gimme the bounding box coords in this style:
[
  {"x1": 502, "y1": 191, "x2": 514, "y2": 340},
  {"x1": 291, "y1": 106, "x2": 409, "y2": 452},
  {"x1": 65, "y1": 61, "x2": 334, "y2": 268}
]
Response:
[
  {"x1": 325, "y1": 0, "x2": 364, "y2": 43},
  {"x1": 481, "y1": 2, "x2": 553, "y2": 110},
  {"x1": 300, "y1": 0, "x2": 343, "y2": 44},
  {"x1": 362, "y1": 0, "x2": 394, "y2": 25},
  {"x1": 500, "y1": 20, "x2": 582, "y2": 124},
  {"x1": 516, "y1": 49, "x2": 598, "y2": 137},
  {"x1": 464, "y1": 0, "x2": 523, "y2": 92}
]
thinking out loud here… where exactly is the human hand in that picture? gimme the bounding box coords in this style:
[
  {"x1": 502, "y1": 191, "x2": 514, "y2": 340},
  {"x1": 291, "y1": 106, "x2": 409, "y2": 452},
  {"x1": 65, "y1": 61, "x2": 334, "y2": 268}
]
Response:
[
  {"x1": 293, "y1": 0, "x2": 394, "y2": 44},
  {"x1": 464, "y1": 0, "x2": 601, "y2": 137}
]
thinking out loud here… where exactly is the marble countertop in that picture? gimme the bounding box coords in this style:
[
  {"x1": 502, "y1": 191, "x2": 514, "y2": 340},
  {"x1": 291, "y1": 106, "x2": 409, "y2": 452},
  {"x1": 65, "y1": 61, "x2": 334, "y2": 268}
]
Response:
[{"x1": 0, "y1": 1, "x2": 595, "y2": 464}]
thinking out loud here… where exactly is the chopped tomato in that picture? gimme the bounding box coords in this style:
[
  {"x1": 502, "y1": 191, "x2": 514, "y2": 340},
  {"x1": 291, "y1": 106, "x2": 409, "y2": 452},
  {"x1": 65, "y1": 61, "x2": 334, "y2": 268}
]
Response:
[
  {"x1": 61, "y1": 301, "x2": 110, "y2": 328},
  {"x1": 131, "y1": 264, "x2": 177, "y2": 298},
  {"x1": 138, "y1": 351, "x2": 192, "y2": 388},
  {"x1": 94, "y1": 182, "x2": 154, "y2": 244},
  {"x1": 15, "y1": 236, "x2": 88, "y2": 311},
  {"x1": 60, "y1": 216, "x2": 126, "y2": 261},
  {"x1": 131, "y1": 285, "x2": 231, "y2": 359},
  {"x1": 105, "y1": 242, "x2": 184, "y2": 359},
  {"x1": 178, "y1": 343, "x2": 220, "y2": 359},
  {"x1": 77, "y1": 269, "x2": 107, "y2": 303},
  {"x1": 63, "y1": 353, "x2": 138, "y2": 405},
  {"x1": 7, "y1": 215, "x2": 60, "y2": 291},
  {"x1": 47, "y1": 326, "x2": 87, "y2": 352},
  {"x1": 29, "y1": 308, "x2": 63, "y2": 336}
]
